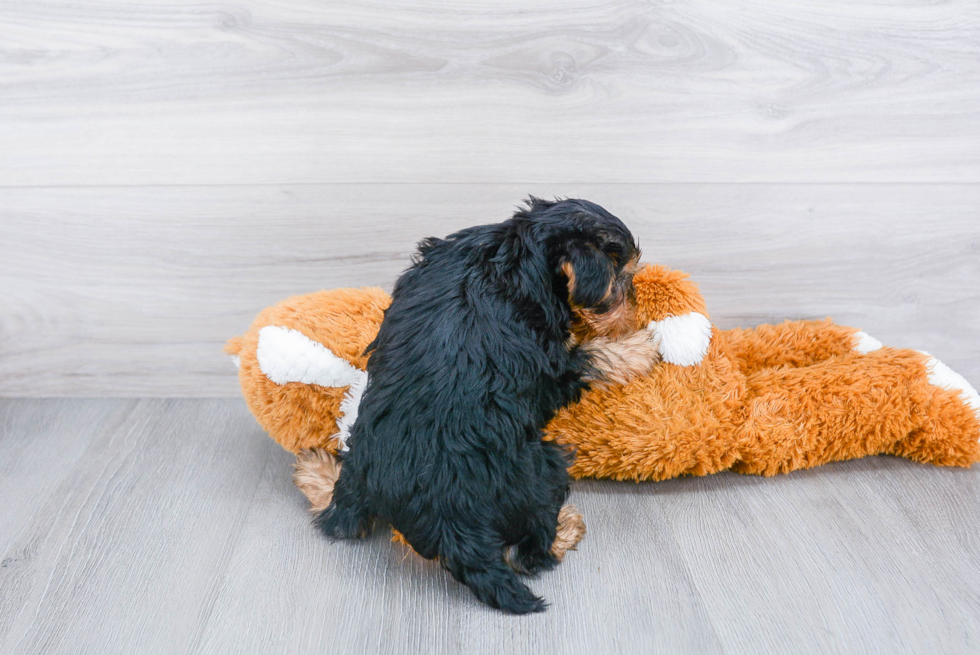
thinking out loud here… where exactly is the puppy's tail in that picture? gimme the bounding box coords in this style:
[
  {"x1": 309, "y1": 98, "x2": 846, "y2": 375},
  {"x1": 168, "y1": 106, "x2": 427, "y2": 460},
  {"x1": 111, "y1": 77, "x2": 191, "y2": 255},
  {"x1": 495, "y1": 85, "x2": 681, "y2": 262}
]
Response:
[{"x1": 448, "y1": 559, "x2": 547, "y2": 615}]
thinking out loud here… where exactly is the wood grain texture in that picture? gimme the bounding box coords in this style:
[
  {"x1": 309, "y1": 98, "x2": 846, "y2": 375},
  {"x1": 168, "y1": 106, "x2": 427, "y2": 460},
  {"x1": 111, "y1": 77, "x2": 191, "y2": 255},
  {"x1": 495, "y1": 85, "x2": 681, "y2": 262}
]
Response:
[
  {"x1": 0, "y1": 399, "x2": 273, "y2": 655},
  {"x1": 1, "y1": 0, "x2": 979, "y2": 185},
  {"x1": 0, "y1": 399, "x2": 978, "y2": 653},
  {"x1": 1, "y1": 184, "x2": 977, "y2": 396},
  {"x1": 0, "y1": 400, "x2": 135, "y2": 573}
]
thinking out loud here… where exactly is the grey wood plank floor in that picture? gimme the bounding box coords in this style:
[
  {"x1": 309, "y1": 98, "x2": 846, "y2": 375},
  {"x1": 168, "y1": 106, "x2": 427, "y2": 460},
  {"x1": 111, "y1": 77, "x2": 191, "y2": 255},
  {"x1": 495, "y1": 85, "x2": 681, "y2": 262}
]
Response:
[{"x1": 1, "y1": 398, "x2": 978, "y2": 654}]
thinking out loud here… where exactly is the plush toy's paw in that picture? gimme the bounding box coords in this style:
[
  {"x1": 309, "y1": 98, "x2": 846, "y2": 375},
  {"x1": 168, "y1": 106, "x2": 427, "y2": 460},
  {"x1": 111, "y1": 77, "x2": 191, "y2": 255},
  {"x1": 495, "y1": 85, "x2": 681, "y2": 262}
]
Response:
[
  {"x1": 919, "y1": 352, "x2": 980, "y2": 435},
  {"x1": 646, "y1": 312, "x2": 712, "y2": 366},
  {"x1": 293, "y1": 449, "x2": 342, "y2": 513},
  {"x1": 852, "y1": 331, "x2": 883, "y2": 354},
  {"x1": 550, "y1": 505, "x2": 586, "y2": 562}
]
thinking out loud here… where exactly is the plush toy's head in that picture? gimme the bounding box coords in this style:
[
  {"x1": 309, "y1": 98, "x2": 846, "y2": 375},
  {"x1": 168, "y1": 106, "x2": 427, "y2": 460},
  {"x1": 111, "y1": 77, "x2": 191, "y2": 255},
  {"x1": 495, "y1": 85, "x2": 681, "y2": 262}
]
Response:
[
  {"x1": 633, "y1": 264, "x2": 709, "y2": 325},
  {"x1": 226, "y1": 287, "x2": 389, "y2": 453}
]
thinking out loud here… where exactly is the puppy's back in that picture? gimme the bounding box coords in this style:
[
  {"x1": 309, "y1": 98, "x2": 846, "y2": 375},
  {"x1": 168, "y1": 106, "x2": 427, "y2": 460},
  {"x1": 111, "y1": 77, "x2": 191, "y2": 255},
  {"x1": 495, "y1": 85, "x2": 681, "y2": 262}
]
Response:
[{"x1": 351, "y1": 225, "x2": 569, "y2": 500}]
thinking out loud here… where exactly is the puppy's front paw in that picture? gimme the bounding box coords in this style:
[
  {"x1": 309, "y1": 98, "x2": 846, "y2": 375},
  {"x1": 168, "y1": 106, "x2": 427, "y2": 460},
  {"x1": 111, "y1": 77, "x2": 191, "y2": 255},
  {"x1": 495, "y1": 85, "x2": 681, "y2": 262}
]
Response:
[
  {"x1": 583, "y1": 329, "x2": 662, "y2": 386},
  {"x1": 636, "y1": 329, "x2": 663, "y2": 374},
  {"x1": 644, "y1": 324, "x2": 663, "y2": 360}
]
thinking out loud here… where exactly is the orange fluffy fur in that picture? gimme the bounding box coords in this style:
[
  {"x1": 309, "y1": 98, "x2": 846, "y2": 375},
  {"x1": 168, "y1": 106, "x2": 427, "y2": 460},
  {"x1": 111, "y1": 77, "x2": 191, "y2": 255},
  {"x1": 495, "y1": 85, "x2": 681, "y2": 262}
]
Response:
[
  {"x1": 229, "y1": 266, "x2": 980, "y2": 485},
  {"x1": 227, "y1": 287, "x2": 388, "y2": 453}
]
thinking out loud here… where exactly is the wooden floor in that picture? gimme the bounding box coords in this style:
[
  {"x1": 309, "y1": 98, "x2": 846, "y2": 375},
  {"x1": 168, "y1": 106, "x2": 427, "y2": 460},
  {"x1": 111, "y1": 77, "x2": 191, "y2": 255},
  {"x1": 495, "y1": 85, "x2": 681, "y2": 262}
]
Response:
[{"x1": 1, "y1": 398, "x2": 978, "y2": 654}]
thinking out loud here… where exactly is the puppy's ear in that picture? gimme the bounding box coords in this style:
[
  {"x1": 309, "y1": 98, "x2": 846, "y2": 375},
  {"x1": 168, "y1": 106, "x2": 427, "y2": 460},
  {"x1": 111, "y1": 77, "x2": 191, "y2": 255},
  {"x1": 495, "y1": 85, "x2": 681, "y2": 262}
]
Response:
[{"x1": 560, "y1": 242, "x2": 614, "y2": 308}]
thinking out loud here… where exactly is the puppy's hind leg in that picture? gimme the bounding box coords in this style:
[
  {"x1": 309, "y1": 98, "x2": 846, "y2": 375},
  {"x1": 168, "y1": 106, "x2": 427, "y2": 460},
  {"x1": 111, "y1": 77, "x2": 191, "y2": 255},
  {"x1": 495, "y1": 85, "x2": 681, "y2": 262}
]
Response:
[
  {"x1": 506, "y1": 521, "x2": 560, "y2": 576},
  {"x1": 313, "y1": 468, "x2": 373, "y2": 540},
  {"x1": 506, "y1": 442, "x2": 572, "y2": 575},
  {"x1": 507, "y1": 504, "x2": 587, "y2": 573}
]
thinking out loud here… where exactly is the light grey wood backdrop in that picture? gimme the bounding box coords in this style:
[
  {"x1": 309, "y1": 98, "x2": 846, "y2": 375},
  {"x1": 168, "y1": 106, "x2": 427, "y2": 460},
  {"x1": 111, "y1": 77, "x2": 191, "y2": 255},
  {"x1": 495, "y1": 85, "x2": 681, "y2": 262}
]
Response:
[{"x1": 1, "y1": 0, "x2": 978, "y2": 397}]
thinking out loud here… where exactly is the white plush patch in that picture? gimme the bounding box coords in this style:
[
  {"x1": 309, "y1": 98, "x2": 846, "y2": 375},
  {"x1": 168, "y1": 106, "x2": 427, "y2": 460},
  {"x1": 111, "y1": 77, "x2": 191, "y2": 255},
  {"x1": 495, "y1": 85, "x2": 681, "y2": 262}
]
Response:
[
  {"x1": 257, "y1": 325, "x2": 361, "y2": 387},
  {"x1": 852, "y1": 331, "x2": 883, "y2": 354},
  {"x1": 647, "y1": 312, "x2": 713, "y2": 366},
  {"x1": 335, "y1": 371, "x2": 368, "y2": 451},
  {"x1": 256, "y1": 325, "x2": 367, "y2": 451},
  {"x1": 919, "y1": 352, "x2": 980, "y2": 434},
  {"x1": 230, "y1": 354, "x2": 241, "y2": 369}
]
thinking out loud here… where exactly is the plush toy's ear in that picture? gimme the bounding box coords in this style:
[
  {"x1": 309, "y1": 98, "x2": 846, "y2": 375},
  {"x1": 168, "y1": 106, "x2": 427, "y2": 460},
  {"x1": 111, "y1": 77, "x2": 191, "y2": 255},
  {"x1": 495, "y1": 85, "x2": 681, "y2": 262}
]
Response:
[
  {"x1": 560, "y1": 242, "x2": 615, "y2": 308},
  {"x1": 229, "y1": 286, "x2": 390, "y2": 455},
  {"x1": 633, "y1": 264, "x2": 709, "y2": 323},
  {"x1": 252, "y1": 325, "x2": 368, "y2": 452}
]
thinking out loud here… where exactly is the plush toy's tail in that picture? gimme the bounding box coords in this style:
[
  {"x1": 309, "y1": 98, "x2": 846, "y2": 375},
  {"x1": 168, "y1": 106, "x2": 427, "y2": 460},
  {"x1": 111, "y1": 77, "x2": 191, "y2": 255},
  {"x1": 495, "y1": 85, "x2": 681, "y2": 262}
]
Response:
[{"x1": 224, "y1": 336, "x2": 243, "y2": 368}]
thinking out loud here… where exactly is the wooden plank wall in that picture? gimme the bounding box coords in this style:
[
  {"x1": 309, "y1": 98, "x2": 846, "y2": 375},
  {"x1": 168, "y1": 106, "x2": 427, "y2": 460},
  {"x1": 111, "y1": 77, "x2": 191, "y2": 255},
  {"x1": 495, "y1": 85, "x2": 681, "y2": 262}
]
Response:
[{"x1": 1, "y1": 0, "x2": 978, "y2": 396}]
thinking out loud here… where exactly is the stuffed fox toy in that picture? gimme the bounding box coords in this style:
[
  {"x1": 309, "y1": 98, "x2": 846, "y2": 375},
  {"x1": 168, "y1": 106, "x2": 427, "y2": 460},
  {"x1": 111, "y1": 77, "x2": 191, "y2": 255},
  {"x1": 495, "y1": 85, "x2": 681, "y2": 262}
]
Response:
[{"x1": 227, "y1": 264, "x2": 980, "y2": 556}]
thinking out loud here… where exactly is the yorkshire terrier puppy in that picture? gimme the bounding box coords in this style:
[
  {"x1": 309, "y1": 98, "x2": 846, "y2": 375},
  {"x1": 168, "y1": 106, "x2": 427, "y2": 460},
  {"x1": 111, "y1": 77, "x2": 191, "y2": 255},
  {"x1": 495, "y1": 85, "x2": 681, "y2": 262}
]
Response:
[{"x1": 317, "y1": 198, "x2": 660, "y2": 613}]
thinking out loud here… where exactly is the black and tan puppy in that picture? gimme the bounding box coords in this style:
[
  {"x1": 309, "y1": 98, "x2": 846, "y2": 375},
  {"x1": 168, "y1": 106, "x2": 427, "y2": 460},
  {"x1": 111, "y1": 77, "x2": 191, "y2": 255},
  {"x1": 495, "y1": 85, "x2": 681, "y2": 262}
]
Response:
[{"x1": 317, "y1": 198, "x2": 659, "y2": 613}]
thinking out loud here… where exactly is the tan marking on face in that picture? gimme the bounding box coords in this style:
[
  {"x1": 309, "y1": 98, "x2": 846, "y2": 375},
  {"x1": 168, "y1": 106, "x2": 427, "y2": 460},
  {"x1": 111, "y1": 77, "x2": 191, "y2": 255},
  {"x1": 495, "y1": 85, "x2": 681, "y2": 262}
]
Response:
[
  {"x1": 569, "y1": 277, "x2": 640, "y2": 341},
  {"x1": 561, "y1": 261, "x2": 576, "y2": 298},
  {"x1": 624, "y1": 255, "x2": 641, "y2": 276},
  {"x1": 565, "y1": 251, "x2": 643, "y2": 344}
]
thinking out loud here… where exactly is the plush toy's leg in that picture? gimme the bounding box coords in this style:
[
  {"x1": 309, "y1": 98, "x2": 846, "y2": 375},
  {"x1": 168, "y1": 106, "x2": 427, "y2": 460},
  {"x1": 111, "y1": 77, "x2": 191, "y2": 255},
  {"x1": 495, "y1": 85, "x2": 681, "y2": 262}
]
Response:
[
  {"x1": 886, "y1": 353, "x2": 980, "y2": 466},
  {"x1": 722, "y1": 319, "x2": 878, "y2": 375},
  {"x1": 733, "y1": 349, "x2": 980, "y2": 476}
]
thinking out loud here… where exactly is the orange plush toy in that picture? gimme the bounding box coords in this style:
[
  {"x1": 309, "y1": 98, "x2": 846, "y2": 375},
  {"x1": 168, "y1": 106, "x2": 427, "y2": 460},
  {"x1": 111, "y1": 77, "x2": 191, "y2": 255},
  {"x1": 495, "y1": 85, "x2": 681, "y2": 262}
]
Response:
[{"x1": 227, "y1": 265, "x2": 980, "y2": 550}]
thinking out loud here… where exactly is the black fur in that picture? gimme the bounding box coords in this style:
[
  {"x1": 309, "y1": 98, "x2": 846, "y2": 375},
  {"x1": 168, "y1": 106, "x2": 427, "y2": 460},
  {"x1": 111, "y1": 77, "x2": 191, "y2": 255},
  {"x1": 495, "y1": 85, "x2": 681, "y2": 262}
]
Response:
[{"x1": 316, "y1": 198, "x2": 640, "y2": 614}]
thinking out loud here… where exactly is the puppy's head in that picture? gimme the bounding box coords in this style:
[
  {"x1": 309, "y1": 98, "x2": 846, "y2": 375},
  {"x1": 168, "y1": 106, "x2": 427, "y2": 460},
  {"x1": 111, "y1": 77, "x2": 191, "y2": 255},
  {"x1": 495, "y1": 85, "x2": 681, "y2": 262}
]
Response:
[{"x1": 518, "y1": 197, "x2": 641, "y2": 342}]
